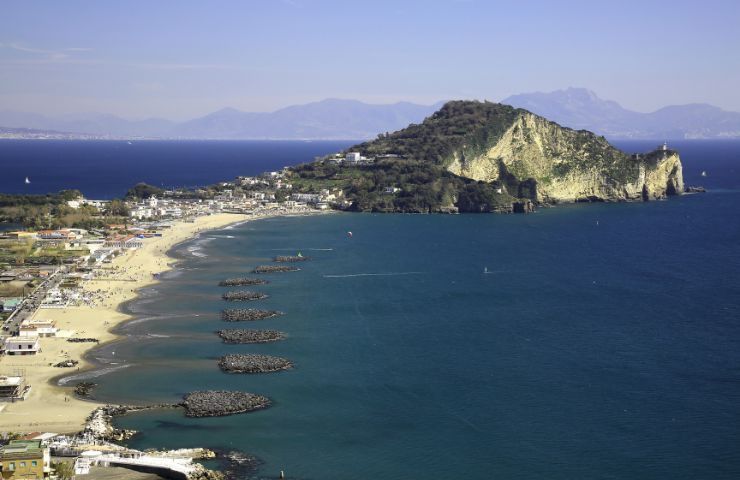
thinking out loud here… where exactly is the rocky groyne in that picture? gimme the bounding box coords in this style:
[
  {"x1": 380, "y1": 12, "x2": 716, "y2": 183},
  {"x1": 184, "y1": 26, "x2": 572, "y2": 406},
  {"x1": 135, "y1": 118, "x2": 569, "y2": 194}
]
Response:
[
  {"x1": 222, "y1": 290, "x2": 268, "y2": 301},
  {"x1": 253, "y1": 265, "x2": 300, "y2": 273},
  {"x1": 217, "y1": 329, "x2": 286, "y2": 344},
  {"x1": 218, "y1": 354, "x2": 293, "y2": 373},
  {"x1": 274, "y1": 255, "x2": 310, "y2": 263},
  {"x1": 221, "y1": 309, "x2": 283, "y2": 321},
  {"x1": 218, "y1": 278, "x2": 269, "y2": 287},
  {"x1": 183, "y1": 391, "x2": 271, "y2": 417}
]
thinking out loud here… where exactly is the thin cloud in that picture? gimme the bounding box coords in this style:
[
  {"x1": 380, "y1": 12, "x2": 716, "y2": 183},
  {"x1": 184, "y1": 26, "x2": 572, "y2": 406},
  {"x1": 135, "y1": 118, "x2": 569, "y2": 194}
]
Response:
[
  {"x1": 0, "y1": 57, "x2": 248, "y2": 71},
  {"x1": 0, "y1": 42, "x2": 93, "y2": 61}
]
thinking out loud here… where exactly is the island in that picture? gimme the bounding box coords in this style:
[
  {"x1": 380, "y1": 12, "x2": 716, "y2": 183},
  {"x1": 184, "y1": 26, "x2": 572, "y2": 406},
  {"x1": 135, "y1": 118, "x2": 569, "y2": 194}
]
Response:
[{"x1": 288, "y1": 101, "x2": 685, "y2": 213}]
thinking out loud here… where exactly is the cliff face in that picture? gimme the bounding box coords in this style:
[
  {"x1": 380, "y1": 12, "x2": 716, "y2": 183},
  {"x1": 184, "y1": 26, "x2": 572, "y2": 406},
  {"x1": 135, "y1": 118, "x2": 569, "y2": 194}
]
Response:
[{"x1": 446, "y1": 111, "x2": 684, "y2": 203}]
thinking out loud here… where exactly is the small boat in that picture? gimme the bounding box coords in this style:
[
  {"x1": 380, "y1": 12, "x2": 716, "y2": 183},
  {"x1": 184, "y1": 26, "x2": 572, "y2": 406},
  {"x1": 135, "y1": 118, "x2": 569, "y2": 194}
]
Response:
[
  {"x1": 701, "y1": 171, "x2": 707, "y2": 177},
  {"x1": 24, "y1": 177, "x2": 30, "y2": 184}
]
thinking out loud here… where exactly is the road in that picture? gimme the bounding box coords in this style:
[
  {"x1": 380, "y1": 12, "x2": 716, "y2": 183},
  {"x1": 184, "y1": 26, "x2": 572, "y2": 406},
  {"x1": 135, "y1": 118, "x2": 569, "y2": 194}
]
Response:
[{"x1": 3, "y1": 266, "x2": 67, "y2": 335}]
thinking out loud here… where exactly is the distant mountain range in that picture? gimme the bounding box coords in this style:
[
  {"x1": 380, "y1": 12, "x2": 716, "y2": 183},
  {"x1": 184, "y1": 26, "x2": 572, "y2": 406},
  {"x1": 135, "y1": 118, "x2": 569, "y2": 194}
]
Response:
[
  {"x1": 502, "y1": 88, "x2": 740, "y2": 139},
  {"x1": 0, "y1": 99, "x2": 444, "y2": 140},
  {"x1": 1, "y1": 90, "x2": 739, "y2": 140}
]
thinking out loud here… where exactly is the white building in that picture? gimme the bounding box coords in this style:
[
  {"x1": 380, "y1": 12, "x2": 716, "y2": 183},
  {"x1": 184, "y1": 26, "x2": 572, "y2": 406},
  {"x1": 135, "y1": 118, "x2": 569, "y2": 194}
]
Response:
[
  {"x1": 291, "y1": 193, "x2": 321, "y2": 203},
  {"x1": 4, "y1": 337, "x2": 40, "y2": 355},
  {"x1": 18, "y1": 318, "x2": 57, "y2": 338},
  {"x1": 345, "y1": 152, "x2": 362, "y2": 163}
]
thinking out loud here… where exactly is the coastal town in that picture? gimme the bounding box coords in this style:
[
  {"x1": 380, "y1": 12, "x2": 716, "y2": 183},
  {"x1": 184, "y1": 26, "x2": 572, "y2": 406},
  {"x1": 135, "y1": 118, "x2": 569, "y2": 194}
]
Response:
[{"x1": 0, "y1": 166, "x2": 343, "y2": 479}]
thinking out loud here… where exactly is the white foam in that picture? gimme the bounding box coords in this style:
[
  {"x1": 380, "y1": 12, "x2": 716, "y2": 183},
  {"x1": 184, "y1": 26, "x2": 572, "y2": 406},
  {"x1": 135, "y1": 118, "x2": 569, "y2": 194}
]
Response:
[
  {"x1": 323, "y1": 272, "x2": 424, "y2": 278},
  {"x1": 57, "y1": 364, "x2": 133, "y2": 385}
]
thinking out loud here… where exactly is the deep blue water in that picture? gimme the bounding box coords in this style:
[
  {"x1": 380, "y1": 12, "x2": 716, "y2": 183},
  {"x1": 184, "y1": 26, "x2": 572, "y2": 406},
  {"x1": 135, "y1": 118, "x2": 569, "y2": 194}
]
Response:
[
  {"x1": 60, "y1": 140, "x2": 740, "y2": 479},
  {"x1": 0, "y1": 139, "x2": 738, "y2": 199},
  {"x1": 0, "y1": 140, "x2": 353, "y2": 199}
]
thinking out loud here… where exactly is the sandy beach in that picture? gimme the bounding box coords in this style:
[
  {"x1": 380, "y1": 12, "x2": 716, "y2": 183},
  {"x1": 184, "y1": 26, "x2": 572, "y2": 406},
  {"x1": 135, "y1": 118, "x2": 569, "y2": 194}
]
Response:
[{"x1": 0, "y1": 213, "x2": 249, "y2": 434}]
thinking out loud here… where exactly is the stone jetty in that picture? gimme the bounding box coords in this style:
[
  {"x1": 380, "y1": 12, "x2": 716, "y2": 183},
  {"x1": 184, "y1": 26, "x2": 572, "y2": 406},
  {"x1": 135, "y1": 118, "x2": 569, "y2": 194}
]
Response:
[
  {"x1": 221, "y1": 308, "x2": 284, "y2": 321},
  {"x1": 253, "y1": 265, "x2": 300, "y2": 273},
  {"x1": 274, "y1": 255, "x2": 311, "y2": 263},
  {"x1": 218, "y1": 329, "x2": 286, "y2": 344},
  {"x1": 222, "y1": 290, "x2": 268, "y2": 301},
  {"x1": 218, "y1": 278, "x2": 269, "y2": 287},
  {"x1": 183, "y1": 390, "x2": 271, "y2": 417},
  {"x1": 218, "y1": 354, "x2": 293, "y2": 373}
]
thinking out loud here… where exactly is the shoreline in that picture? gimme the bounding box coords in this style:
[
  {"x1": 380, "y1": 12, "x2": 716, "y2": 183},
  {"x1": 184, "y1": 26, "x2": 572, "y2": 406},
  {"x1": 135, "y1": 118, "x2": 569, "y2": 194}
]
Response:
[{"x1": 0, "y1": 211, "x2": 306, "y2": 433}]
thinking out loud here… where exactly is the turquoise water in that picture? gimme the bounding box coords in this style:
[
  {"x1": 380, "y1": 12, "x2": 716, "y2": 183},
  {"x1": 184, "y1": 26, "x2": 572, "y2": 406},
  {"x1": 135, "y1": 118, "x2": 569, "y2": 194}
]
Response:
[{"x1": 83, "y1": 192, "x2": 740, "y2": 479}]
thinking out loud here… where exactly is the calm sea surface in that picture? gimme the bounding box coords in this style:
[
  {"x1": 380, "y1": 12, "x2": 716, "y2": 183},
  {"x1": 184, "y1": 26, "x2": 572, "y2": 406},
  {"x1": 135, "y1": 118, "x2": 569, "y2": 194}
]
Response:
[
  {"x1": 35, "y1": 139, "x2": 740, "y2": 479},
  {"x1": 0, "y1": 140, "x2": 353, "y2": 198}
]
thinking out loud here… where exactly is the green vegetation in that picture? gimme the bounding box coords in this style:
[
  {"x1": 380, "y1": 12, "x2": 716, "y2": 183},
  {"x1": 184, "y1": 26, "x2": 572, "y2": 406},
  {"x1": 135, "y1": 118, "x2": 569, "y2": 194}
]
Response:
[
  {"x1": 288, "y1": 100, "x2": 652, "y2": 212},
  {"x1": 125, "y1": 182, "x2": 164, "y2": 199},
  {"x1": 0, "y1": 190, "x2": 129, "y2": 229},
  {"x1": 351, "y1": 101, "x2": 521, "y2": 166},
  {"x1": 52, "y1": 461, "x2": 75, "y2": 480},
  {"x1": 288, "y1": 101, "x2": 535, "y2": 212},
  {"x1": 0, "y1": 238, "x2": 90, "y2": 266}
]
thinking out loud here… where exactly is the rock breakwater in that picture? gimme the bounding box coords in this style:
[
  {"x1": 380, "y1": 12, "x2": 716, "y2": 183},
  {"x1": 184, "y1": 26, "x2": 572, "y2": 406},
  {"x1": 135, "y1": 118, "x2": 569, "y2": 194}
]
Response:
[
  {"x1": 274, "y1": 255, "x2": 310, "y2": 263},
  {"x1": 222, "y1": 290, "x2": 268, "y2": 301},
  {"x1": 217, "y1": 329, "x2": 286, "y2": 344},
  {"x1": 253, "y1": 265, "x2": 300, "y2": 273},
  {"x1": 221, "y1": 309, "x2": 283, "y2": 321},
  {"x1": 183, "y1": 391, "x2": 271, "y2": 417},
  {"x1": 218, "y1": 278, "x2": 269, "y2": 286},
  {"x1": 218, "y1": 354, "x2": 293, "y2": 373}
]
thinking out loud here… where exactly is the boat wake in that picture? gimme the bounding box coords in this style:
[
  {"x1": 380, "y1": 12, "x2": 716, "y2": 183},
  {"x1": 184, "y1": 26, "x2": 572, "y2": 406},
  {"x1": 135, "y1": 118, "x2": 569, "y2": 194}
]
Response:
[
  {"x1": 323, "y1": 272, "x2": 423, "y2": 278},
  {"x1": 270, "y1": 248, "x2": 332, "y2": 252}
]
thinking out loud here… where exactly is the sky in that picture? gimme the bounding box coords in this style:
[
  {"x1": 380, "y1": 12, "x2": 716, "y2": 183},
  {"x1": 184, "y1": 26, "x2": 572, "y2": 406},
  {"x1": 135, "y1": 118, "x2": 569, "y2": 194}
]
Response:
[{"x1": 1, "y1": 0, "x2": 740, "y2": 120}]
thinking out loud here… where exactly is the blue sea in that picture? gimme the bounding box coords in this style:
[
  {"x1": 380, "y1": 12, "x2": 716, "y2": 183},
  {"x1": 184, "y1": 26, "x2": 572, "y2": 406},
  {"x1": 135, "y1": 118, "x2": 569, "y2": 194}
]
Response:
[
  {"x1": 0, "y1": 140, "x2": 353, "y2": 199},
  {"x1": 16, "y1": 139, "x2": 740, "y2": 479}
]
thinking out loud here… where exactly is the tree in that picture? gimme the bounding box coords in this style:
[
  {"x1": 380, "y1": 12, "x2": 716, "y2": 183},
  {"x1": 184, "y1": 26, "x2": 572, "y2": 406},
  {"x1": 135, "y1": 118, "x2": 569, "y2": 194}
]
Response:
[
  {"x1": 52, "y1": 461, "x2": 75, "y2": 480},
  {"x1": 126, "y1": 183, "x2": 164, "y2": 200},
  {"x1": 107, "y1": 199, "x2": 129, "y2": 217}
]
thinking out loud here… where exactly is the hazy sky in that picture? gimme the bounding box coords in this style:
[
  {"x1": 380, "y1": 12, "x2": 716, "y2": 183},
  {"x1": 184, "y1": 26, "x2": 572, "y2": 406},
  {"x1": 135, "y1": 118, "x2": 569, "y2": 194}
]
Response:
[{"x1": 2, "y1": 0, "x2": 739, "y2": 120}]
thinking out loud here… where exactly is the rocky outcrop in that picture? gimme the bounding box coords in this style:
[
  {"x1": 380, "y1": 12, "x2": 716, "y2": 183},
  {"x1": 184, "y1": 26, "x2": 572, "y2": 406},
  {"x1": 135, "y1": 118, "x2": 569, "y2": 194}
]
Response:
[{"x1": 446, "y1": 111, "x2": 684, "y2": 203}]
